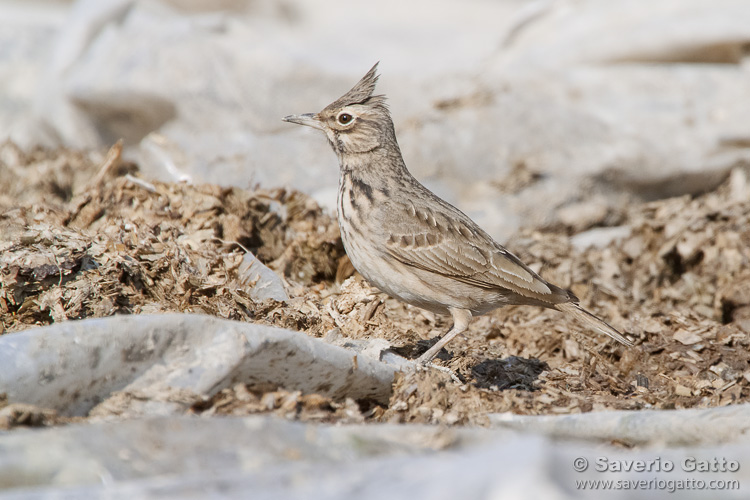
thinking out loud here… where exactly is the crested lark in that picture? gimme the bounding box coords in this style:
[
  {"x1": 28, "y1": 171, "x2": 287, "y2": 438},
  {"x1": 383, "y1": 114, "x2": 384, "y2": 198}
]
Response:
[{"x1": 283, "y1": 63, "x2": 633, "y2": 364}]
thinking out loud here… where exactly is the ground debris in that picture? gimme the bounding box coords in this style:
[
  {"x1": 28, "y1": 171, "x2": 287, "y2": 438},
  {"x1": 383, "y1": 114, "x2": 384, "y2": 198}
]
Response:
[
  {"x1": 190, "y1": 384, "x2": 369, "y2": 424},
  {"x1": 0, "y1": 143, "x2": 344, "y2": 334},
  {"x1": 2, "y1": 143, "x2": 750, "y2": 425},
  {"x1": 0, "y1": 394, "x2": 80, "y2": 430}
]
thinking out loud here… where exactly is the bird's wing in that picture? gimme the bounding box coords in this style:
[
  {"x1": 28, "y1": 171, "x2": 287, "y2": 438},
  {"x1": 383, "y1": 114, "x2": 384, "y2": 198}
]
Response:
[{"x1": 382, "y1": 202, "x2": 559, "y2": 301}]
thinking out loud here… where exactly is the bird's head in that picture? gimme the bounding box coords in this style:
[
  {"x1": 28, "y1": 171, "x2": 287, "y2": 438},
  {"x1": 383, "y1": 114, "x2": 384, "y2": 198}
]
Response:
[{"x1": 283, "y1": 63, "x2": 395, "y2": 156}]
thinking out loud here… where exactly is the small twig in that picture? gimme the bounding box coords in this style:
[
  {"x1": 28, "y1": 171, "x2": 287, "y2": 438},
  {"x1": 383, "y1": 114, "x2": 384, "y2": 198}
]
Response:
[
  {"x1": 581, "y1": 343, "x2": 629, "y2": 387},
  {"x1": 73, "y1": 140, "x2": 123, "y2": 197},
  {"x1": 90, "y1": 140, "x2": 123, "y2": 187},
  {"x1": 719, "y1": 380, "x2": 737, "y2": 393},
  {"x1": 124, "y1": 174, "x2": 157, "y2": 193},
  {"x1": 210, "y1": 237, "x2": 250, "y2": 254},
  {"x1": 658, "y1": 373, "x2": 676, "y2": 383},
  {"x1": 53, "y1": 253, "x2": 63, "y2": 287},
  {"x1": 418, "y1": 362, "x2": 463, "y2": 384},
  {"x1": 326, "y1": 300, "x2": 345, "y2": 328},
  {"x1": 362, "y1": 297, "x2": 382, "y2": 322}
]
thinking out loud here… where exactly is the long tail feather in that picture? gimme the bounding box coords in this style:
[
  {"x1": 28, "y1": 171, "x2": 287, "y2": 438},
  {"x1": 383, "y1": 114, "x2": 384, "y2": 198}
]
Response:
[{"x1": 555, "y1": 302, "x2": 633, "y2": 346}]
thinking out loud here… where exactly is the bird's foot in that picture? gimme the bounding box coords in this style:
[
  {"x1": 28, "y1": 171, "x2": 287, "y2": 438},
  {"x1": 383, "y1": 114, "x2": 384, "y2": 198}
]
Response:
[{"x1": 413, "y1": 360, "x2": 463, "y2": 384}]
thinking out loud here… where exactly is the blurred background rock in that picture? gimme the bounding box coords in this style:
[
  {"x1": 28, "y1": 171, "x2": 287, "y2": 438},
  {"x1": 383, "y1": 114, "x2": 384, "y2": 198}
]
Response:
[{"x1": 2, "y1": 0, "x2": 749, "y2": 239}]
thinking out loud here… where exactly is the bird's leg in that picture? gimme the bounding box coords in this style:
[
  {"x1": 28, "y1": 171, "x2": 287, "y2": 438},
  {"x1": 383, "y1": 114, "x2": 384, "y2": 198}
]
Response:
[{"x1": 417, "y1": 308, "x2": 472, "y2": 364}]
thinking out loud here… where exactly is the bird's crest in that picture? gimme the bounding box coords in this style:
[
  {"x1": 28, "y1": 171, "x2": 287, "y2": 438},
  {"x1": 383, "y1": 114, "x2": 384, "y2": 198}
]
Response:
[{"x1": 326, "y1": 62, "x2": 387, "y2": 111}]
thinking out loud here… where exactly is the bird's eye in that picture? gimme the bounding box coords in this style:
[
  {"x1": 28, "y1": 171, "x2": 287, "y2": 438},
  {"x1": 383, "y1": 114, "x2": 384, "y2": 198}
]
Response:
[{"x1": 337, "y1": 113, "x2": 353, "y2": 125}]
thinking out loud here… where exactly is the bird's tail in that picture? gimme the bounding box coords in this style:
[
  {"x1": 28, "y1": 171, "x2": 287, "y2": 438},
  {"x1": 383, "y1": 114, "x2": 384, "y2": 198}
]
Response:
[{"x1": 555, "y1": 302, "x2": 633, "y2": 346}]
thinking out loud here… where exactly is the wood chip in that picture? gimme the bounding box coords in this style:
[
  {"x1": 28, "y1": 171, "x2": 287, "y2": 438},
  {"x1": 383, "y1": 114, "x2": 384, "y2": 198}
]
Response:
[{"x1": 673, "y1": 329, "x2": 703, "y2": 345}]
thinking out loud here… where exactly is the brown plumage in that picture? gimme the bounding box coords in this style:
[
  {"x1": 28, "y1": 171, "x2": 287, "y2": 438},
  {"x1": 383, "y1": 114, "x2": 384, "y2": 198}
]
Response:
[{"x1": 283, "y1": 63, "x2": 632, "y2": 364}]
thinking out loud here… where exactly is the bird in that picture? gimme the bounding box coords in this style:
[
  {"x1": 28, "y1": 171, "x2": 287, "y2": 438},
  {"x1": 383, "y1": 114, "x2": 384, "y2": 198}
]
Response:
[{"x1": 283, "y1": 63, "x2": 633, "y2": 364}]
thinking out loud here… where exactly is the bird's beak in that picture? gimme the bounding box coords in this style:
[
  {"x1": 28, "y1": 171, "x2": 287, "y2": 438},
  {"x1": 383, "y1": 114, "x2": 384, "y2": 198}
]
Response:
[{"x1": 282, "y1": 113, "x2": 325, "y2": 131}]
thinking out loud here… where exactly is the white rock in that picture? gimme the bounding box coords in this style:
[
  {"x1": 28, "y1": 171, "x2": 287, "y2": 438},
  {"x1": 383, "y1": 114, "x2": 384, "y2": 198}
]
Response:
[{"x1": 0, "y1": 314, "x2": 398, "y2": 415}]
